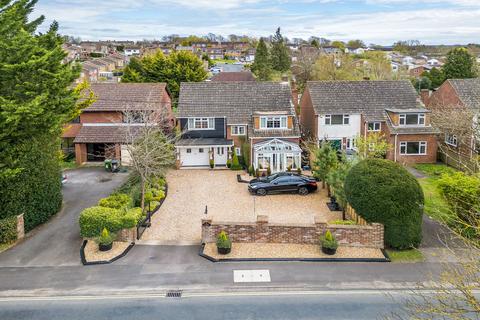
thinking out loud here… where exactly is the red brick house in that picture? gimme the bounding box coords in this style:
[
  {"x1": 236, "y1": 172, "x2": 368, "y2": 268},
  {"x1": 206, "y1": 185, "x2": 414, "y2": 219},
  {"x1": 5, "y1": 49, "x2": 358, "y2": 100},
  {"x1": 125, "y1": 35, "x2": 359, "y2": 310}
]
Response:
[
  {"x1": 300, "y1": 80, "x2": 438, "y2": 164},
  {"x1": 62, "y1": 83, "x2": 172, "y2": 165}
]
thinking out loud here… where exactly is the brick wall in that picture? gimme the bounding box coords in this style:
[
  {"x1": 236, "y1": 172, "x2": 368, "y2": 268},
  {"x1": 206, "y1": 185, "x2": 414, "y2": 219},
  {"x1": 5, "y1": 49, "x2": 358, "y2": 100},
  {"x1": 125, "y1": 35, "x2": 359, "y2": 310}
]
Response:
[{"x1": 202, "y1": 215, "x2": 384, "y2": 249}]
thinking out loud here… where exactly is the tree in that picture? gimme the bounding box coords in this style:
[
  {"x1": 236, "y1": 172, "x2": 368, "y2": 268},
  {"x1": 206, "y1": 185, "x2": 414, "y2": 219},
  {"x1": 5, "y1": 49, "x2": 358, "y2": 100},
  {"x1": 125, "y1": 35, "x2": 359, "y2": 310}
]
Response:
[
  {"x1": 355, "y1": 133, "x2": 391, "y2": 159},
  {"x1": 344, "y1": 159, "x2": 424, "y2": 249},
  {"x1": 347, "y1": 39, "x2": 365, "y2": 49},
  {"x1": 442, "y1": 48, "x2": 477, "y2": 80},
  {"x1": 269, "y1": 27, "x2": 291, "y2": 72},
  {"x1": 326, "y1": 154, "x2": 356, "y2": 211},
  {"x1": 122, "y1": 50, "x2": 207, "y2": 105},
  {"x1": 312, "y1": 54, "x2": 362, "y2": 81},
  {"x1": 393, "y1": 40, "x2": 424, "y2": 55},
  {"x1": 412, "y1": 76, "x2": 432, "y2": 92},
  {"x1": 310, "y1": 38, "x2": 320, "y2": 48},
  {"x1": 421, "y1": 67, "x2": 445, "y2": 89},
  {"x1": 0, "y1": 0, "x2": 91, "y2": 229},
  {"x1": 362, "y1": 51, "x2": 393, "y2": 80},
  {"x1": 312, "y1": 141, "x2": 338, "y2": 188},
  {"x1": 251, "y1": 38, "x2": 272, "y2": 81},
  {"x1": 331, "y1": 41, "x2": 345, "y2": 51},
  {"x1": 291, "y1": 47, "x2": 320, "y2": 91}
]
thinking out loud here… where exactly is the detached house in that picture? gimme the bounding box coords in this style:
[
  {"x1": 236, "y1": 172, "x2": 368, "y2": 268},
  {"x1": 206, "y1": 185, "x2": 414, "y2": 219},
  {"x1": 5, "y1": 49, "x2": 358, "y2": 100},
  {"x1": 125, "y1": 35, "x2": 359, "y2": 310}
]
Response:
[
  {"x1": 62, "y1": 83, "x2": 173, "y2": 165},
  {"x1": 176, "y1": 82, "x2": 301, "y2": 171},
  {"x1": 300, "y1": 80, "x2": 438, "y2": 164}
]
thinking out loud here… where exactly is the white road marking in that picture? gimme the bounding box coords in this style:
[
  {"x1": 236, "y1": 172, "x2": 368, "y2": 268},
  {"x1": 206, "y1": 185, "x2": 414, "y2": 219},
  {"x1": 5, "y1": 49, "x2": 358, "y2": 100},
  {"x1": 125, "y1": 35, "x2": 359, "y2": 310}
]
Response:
[{"x1": 233, "y1": 270, "x2": 271, "y2": 283}]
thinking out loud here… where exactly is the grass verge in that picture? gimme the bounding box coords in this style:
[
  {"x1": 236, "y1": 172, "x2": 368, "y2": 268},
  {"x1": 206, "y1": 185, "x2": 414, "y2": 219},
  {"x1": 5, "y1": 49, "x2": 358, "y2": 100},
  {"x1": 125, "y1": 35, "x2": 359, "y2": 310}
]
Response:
[{"x1": 386, "y1": 248, "x2": 424, "y2": 263}]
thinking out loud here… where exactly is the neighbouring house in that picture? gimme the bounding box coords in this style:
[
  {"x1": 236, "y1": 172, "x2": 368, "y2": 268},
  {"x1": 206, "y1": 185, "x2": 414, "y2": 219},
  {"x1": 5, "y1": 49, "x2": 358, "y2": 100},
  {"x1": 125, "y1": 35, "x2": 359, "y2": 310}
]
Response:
[
  {"x1": 210, "y1": 71, "x2": 255, "y2": 82},
  {"x1": 423, "y1": 78, "x2": 480, "y2": 169},
  {"x1": 300, "y1": 80, "x2": 439, "y2": 164},
  {"x1": 176, "y1": 81, "x2": 301, "y2": 171},
  {"x1": 124, "y1": 47, "x2": 141, "y2": 56},
  {"x1": 62, "y1": 83, "x2": 173, "y2": 165}
]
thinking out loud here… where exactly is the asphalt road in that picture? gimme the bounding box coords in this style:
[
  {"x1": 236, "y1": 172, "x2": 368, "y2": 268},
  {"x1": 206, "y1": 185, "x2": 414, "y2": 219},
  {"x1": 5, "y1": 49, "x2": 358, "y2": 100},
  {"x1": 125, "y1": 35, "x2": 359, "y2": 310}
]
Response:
[
  {"x1": 0, "y1": 168, "x2": 128, "y2": 267},
  {"x1": 0, "y1": 291, "x2": 413, "y2": 320}
]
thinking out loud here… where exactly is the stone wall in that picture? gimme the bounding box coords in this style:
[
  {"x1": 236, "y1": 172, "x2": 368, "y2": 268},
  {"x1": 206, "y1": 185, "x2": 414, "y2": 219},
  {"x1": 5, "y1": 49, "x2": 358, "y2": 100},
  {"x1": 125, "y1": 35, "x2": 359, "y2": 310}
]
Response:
[
  {"x1": 16, "y1": 214, "x2": 24, "y2": 240},
  {"x1": 117, "y1": 227, "x2": 137, "y2": 242},
  {"x1": 202, "y1": 215, "x2": 384, "y2": 249}
]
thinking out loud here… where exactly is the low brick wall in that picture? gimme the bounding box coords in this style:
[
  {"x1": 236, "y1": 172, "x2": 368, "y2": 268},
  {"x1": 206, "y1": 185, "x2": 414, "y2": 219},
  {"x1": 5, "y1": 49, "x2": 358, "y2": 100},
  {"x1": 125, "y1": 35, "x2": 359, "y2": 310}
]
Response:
[
  {"x1": 117, "y1": 227, "x2": 137, "y2": 242},
  {"x1": 202, "y1": 215, "x2": 384, "y2": 249}
]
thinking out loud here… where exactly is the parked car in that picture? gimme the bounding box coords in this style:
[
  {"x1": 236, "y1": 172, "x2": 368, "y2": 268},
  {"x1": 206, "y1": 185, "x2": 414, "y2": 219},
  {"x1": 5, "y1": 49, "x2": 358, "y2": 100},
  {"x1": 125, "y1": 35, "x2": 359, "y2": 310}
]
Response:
[{"x1": 248, "y1": 173, "x2": 317, "y2": 196}]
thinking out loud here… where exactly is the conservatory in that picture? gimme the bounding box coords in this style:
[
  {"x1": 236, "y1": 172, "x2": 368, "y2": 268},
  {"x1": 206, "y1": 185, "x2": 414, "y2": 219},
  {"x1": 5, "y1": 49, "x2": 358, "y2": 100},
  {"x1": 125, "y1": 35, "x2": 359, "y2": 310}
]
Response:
[{"x1": 253, "y1": 138, "x2": 302, "y2": 173}]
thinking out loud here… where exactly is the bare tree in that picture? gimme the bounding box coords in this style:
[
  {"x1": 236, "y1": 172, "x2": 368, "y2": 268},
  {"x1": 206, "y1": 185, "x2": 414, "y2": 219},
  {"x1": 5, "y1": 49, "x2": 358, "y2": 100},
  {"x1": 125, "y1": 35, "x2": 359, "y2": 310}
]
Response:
[{"x1": 291, "y1": 47, "x2": 320, "y2": 91}]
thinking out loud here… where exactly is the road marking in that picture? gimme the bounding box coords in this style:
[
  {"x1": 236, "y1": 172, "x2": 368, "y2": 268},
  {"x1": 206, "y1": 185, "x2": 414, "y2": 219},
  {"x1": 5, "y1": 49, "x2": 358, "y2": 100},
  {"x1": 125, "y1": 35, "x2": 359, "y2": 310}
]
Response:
[{"x1": 233, "y1": 270, "x2": 271, "y2": 283}]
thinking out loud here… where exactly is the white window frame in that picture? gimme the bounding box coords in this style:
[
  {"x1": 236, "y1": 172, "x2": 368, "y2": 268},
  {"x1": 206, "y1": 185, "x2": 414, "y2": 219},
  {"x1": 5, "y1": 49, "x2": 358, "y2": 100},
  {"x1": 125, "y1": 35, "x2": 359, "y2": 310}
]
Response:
[
  {"x1": 325, "y1": 114, "x2": 349, "y2": 125},
  {"x1": 367, "y1": 122, "x2": 381, "y2": 131},
  {"x1": 259, "y1": 116, "x2": 288, "y2": 129},
  {"x1": 445, "y1": 134, "x2": 458, "y2": 147},
  {"x1": 399, "y1": 141, "x2": 427, "y2": 155},
  {"x1": 399, "y1": 113, "x2": 425, "y2": 126},
  {"x1": 231, "y1": 125, "x2": 246, "y2": 136},
  {"x1": 186, "y1": 148, "x2": 192, "y2": 153},
  {"x1": 235, "y1": 147, "x2": 241, "y2": 156},
  {"x1": 187, "y1": 117, "x2": 215, "y2": 130}
]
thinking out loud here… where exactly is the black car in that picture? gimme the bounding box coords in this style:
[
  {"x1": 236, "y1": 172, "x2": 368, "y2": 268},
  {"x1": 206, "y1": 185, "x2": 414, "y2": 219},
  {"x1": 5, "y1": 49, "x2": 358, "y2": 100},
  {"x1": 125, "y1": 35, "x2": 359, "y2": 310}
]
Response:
[{"x1": 248, "y1": 173, "x2": 317, "y2": 196}]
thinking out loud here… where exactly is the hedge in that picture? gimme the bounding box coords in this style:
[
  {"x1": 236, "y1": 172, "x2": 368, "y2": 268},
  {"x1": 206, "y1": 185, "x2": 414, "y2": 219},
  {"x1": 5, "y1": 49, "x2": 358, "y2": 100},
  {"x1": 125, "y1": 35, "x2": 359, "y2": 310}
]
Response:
[
  {"x1": 98, "y1": 193, "x2": 133, "y2": 210},
  {"x1": 79, "y1": 206, "x2": 143, "y2": 238},
  {"x1": 344, "y1": 159, "x2": 424, "y2": 249},
  {"x1": 0, "y1": 135, "x2": 62, "y2": 232},
  {"x1": 0, "y1": 216, "x2": 17, "y2": 243}
]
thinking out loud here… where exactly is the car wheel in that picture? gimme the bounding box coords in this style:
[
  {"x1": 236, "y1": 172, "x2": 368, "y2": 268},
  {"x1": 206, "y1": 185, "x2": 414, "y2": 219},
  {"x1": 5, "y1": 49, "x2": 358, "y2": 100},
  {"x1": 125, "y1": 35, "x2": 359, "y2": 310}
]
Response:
[
  {"x1": 298, "y1": 187, "x2": 309, "y2": 195},
  {"x1": 256, "y1": 188, "x2": 267, "y2": 196}
]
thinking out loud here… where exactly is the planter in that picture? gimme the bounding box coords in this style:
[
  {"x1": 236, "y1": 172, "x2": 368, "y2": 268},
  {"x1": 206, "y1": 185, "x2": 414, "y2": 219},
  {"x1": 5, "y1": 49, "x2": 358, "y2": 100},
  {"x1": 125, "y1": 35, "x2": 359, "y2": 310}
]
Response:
[
  {"x1": 322, "y1": 246, "x2": 337, "y2": 255},
  {"x1": 217, "y1": 246, "x2": 231, "y2": 255},
  {"x1": 99, "y1": 242, "x2": 113, "y2": 252}
]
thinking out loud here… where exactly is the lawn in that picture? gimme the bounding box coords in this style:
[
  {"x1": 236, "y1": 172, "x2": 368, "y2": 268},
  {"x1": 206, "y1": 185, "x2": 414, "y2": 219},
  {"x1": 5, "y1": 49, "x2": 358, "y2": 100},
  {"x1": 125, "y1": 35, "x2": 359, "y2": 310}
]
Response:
[
  {"x1": 212, "y1": 59, "x2": 238, "y2": 65},
  {"x1": 386, "y1": 248, "x2": 424, "y2": 263},
  {"x1": 413, "y1": 164, "x2": 456, "y2": 224}
]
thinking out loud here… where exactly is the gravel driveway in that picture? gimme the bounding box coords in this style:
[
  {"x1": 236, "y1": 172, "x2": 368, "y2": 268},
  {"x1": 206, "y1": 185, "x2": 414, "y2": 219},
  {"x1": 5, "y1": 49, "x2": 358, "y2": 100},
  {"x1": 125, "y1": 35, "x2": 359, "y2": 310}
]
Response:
[{"x1": 141, "y1": 170, "x2": 341, "y2": 245}]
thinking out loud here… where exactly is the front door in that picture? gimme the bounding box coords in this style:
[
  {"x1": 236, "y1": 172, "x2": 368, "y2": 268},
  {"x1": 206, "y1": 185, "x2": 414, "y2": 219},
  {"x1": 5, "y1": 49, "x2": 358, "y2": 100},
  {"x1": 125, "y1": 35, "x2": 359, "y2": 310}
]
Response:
[{"x1": 215, "y1": 147, "x2": 228, "y2": 166}]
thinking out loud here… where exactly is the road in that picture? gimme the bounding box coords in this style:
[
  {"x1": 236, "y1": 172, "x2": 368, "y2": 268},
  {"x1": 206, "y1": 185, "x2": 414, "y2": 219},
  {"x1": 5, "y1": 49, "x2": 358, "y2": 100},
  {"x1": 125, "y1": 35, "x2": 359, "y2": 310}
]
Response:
[{"x1": 0, "y1": 291, "x2": 414, "y2": 320}]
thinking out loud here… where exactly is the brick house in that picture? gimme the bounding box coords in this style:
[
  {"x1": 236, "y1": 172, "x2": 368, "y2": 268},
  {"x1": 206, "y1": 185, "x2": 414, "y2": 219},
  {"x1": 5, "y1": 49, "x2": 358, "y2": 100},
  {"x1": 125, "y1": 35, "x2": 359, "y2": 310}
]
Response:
[
  {"x1": 62, "y1": 83, "x2": 173, "y2": 165},
  {"x1": 422, "y1": 78, "x2": 480, "y2": 168},
  {"x1": 210, "y1": 71, "x2": 255, "y2": 82},
  {"x1": 300, "y1": 80, "x2": 438, "y2": 164},
  {"x1": 176, "y1": 81, "x2": 301, "y2": 171}
]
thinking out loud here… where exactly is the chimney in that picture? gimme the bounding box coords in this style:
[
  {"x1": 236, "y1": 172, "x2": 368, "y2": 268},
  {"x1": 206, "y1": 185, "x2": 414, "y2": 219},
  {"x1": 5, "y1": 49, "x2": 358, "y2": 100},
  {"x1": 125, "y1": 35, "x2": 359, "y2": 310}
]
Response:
[{"x1": 420, "y1": 89, "x2": 431, "y2": 106}]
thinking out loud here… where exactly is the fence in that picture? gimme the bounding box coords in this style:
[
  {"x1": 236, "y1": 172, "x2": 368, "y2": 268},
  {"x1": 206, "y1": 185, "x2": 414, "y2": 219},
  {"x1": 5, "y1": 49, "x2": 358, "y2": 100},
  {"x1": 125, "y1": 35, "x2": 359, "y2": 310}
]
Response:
[{"x1": 345, "y1": 205, "x2": 368, "y2": 226}]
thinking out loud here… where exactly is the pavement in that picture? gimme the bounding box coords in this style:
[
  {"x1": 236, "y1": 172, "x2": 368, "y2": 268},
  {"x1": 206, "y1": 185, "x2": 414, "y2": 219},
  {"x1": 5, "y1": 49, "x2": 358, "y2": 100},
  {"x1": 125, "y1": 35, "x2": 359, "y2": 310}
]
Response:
[{"x1": 0, "y1": 167, "x2": 128, "y2": 267}]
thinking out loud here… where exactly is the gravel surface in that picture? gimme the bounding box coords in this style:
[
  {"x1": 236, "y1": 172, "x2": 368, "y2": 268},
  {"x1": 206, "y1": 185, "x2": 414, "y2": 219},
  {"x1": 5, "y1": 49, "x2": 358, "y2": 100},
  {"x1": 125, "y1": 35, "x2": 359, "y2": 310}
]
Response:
[
  {"x1": 83, "y1": 241, "x2": 130, "y2": 263},
  {"x1": 142, "y1": 170, "x2": 341, "y2": 244},
  {"x1": 203, "y1": 243, "x2": 385, "y2": 260}
]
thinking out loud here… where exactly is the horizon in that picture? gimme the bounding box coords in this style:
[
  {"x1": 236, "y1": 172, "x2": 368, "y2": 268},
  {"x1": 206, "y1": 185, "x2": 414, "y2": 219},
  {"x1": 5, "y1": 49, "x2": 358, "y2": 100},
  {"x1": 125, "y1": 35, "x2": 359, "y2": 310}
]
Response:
[{"x1": 34, "y1": 0, "x2": 480, "y2": 45}]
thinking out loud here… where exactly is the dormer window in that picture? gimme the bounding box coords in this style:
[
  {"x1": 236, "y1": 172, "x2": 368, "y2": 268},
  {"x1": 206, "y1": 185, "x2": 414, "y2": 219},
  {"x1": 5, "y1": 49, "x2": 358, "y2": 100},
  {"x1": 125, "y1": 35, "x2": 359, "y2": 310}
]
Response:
[
  {"x1": 399, "y1": 113, "x2": 425, "y2": 126},
  {"x1": 325, "y1": 114, "x2": 349, "y2": 125},
  {"x1": 260, "y1": 116, "x2": 287, "y2": 129},
  {"x1": 187, "y1": 117, "x2": 214, "y2": 130}
]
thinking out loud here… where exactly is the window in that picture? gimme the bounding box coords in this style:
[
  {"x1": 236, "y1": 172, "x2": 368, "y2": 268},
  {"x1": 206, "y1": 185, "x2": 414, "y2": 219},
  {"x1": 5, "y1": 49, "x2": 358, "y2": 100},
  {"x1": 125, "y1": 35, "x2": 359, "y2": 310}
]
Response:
[
  {"x1": 399, "y1": 113, "x2": 425, "y2": 126},
  {"x1": 325, "y1": 114, "x2": 349, "y2": 125},
  {"x1": 400, "y1": 141, "x2": 427, "y2": 155},
  {"x1": 445, "y1": 134, "x2": 458, "y2": 147},
  {"x1": 217, "y1": 147, "x2": 224, "y2": 155},
  {"x1": 235, "y1": 147, "x2": 241, "y2": 156},
  {"x1": 199, "y1": 148, "x2": 204, "y2": 153},
  {"x1": 71, "y1": 116, "x2": 80, "y2": 124},
  {"x1": 367, "y1": 122, "x2": 381, "y2": 131},
  {"x1": 186, "y1": 148, "x2": 192, "y2": 153},
  {"x1": 187, "y1": 117, "x2": 214, "y2": 130},
  {"x1": 260, "y1": 116, "x2": 287, "y2": 129},
  {"x1": 231, "y1": 125, "x2": 246, "y2": 135}
]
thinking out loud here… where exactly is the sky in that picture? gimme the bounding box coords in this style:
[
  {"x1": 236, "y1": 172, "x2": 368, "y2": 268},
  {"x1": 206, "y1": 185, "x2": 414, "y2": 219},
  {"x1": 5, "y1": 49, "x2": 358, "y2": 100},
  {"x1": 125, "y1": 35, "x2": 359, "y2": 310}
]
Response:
[{"x1": 34, "y1": 0, "x2": 480, "y2": 45}]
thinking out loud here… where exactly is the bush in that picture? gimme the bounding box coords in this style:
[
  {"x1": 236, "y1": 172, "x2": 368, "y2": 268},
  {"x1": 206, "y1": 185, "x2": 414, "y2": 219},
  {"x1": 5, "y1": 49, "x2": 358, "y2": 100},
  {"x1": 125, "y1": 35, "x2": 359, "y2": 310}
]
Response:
[
  {"x1": 216, "y1": 231, "x2": 231, "y2": 249},
  {"x1": 226, "y1": 159, "x2": 231, "y2": 168},
  {"x1": 98, "y1": 193, "x2": 132, "y2": 210},
  {"x1": 248, "y1": 165, "x2": 254, "y2": 176},
  {"x1": 330, "y1": 219, "x2": 356, "y2": 225},
  {"x1": 96, "y1": 228, "x2": 114, "y2": 245},
  {"x1": 79, "y1": 206, "x2": 143, "y2": 238},
  {"x1": 266, "y1": 166, "x2": 271, "y2": 176},
  {"x1": 0, "y1": 216, "x2": 17, "y2": 243},
  {"x1": 230, "y1": 152, "x2": 242, "y2": 170},
  {"x1": 320, "y1": 230, "x2": 338, "y2": 250},
  {"x1": 344, "y1": 159, "x2": 424, "y2": 249}
]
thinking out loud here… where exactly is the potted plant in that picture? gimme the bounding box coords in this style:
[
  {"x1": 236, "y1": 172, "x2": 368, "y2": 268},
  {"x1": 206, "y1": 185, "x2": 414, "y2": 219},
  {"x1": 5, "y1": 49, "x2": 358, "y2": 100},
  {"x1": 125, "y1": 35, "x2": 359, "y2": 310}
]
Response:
[
  {"x1": 248, "y1": 165, "x2": 254, "y2": 176},
  {"x1": 216, "y1": 231, "x2": 232, "y2": 255},
  {"x1": 296, "y1": 167, "x2": 302, "y2": 174},
  {"x1": 97, "y1": 228, "x2": 114, "y2": 252},
  {"x1": 226, "y1": 159, "x2": 231, "y2": 168},
  {"x1": 287, "y1": 165, "x2": 292, "y2": 172},
  {"x1": 255, "y1": 168, "x2": 260, "y2": 178},
  {"x1": 320, "y1": 230, "x2": 338, "y2": 255},
  {"x1": 209, "y1": 158, "x2": 214, "y2": 169}
]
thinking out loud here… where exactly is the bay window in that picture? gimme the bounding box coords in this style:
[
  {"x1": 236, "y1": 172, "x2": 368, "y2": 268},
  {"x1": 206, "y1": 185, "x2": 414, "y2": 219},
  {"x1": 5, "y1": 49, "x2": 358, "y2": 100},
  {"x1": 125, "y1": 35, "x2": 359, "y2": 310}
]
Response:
[{"x1": 400, "y1": 141, "x2": 427, "y2": 155}]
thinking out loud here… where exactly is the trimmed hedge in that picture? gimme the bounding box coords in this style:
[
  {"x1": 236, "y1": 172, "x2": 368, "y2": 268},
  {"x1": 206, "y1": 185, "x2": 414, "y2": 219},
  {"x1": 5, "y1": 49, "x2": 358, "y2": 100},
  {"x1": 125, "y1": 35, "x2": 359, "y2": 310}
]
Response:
[
  {"x1": 98, "y1": 193, "x2": 133, "y2": 210},
  {"x1": 0, "y1": 216, "x2": 17, "y2": 243},
  {"x1": 344, "y1": 159, "x2": 424, "y2": 249},
  {"x1": 79, "y1": 206, "x2": 143, "y2": 238}
]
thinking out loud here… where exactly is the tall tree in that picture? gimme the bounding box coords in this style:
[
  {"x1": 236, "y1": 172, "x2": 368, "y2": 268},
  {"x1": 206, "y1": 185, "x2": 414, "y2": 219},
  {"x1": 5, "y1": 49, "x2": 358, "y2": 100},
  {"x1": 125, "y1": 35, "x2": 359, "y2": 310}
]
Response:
[
  {"x1": 251, "y1": 37, "x2": 272, "y2": 81},
  {"x1": 442, "y1": 47, "x2": 478, "y2": 80},
  {"x1": 270, "y1": 27, "x2": 291, "y2": 72},
  {"x1": 422, "y1": 67, "x2": 446, "y2": 89},
  {"x1": 312, "y1": 54, "x2": 362, "y2": 81},
  {"x1": 347, "y1": 39, "x2": 365, "y2": 49},
  {"x1": 312, "y1": 141, "x2": 338, "y2": 188},
  {"x1": 331, "y1": 41, "x2": 346, "y2": 50}
]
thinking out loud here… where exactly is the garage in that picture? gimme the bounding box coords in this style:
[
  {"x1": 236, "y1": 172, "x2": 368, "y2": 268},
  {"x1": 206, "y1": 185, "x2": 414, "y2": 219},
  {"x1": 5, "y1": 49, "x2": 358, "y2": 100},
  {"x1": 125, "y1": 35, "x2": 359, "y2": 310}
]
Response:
[{"x1": 178, "y1": 147, "x2": 210, "y2": 167}]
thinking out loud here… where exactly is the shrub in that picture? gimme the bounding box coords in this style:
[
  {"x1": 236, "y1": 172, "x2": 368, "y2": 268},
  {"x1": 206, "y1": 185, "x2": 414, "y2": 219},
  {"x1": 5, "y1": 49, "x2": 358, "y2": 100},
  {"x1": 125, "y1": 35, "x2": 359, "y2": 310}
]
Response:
[
  {"x1": 248, "y1": 165, "x2": 254, "y2": 176},
  {"x1": 98, "y1": 193, "x2": 132, "y2": 210},
  {"x1": 241, "y1": 142, "x2": 250, "y2": 168},
  {"x1": 226, "y1": 159, "x2": 231, "y2": 168},
  {"x1": 230, "y1": 152, "x2": 242, "y2": 170},
  {"x1": 266, "y1": 166, "x2": 271, "y2": 176},
  {"x1": 330, "y1": 219, "x2": 356, "y2": 225},
  {"x1": 96, "y1": 228, "x2": 114, "y2": 245},
  {"x1": 344, "y1": 159, "x2": 424, "y2": 249},
  {"x1": 287, "y1": 165, "x2": 292, "y2": 172},
  {"x1": 255, "y1": 168, "x2": 260, "y2": 178},
  {"x1": 209, "y1": 158, "x2": 214, "y2": 169},
  {"x1": 0, "y1": 216, "x2": 17, "y2": 243},
  {"x1": 296, "y1": 167, "x2": 302, "y2": 174},
  {"x1": 320, "y1": 230, "x2": 338, "y2": 250},
  {"x1": 216, "y1": 231, "x2": 231, "y2": 249},
  {"x1": 79, "y1": 206, "x2": 123, "y2": 238}
]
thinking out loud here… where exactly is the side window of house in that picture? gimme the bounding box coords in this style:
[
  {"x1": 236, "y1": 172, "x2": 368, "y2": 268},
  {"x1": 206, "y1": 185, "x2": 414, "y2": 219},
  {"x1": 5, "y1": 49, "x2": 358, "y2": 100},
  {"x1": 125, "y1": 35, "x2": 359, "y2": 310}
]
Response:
[
  {"x1": 325, "y1": 114, "x2": 348, "y2": 125},
  {"x1": 368, "y1": 122, "x2": 381, "y2": 131},
  {"x1": 186, "y1": 148, "x2": 191, "y2": 153}
]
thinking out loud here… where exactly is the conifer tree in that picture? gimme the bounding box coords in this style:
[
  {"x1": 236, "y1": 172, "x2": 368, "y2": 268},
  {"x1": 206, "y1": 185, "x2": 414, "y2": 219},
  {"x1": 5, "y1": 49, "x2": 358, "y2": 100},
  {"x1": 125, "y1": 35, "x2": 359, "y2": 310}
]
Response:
[
  {"x1": 442, "y1": 48, "x2": 477, "y2": 80},
  {"x1": 270, "y1": 27, "x2": 291, "y2": 72},
  {"x1": 251, "y1": 37, "x2": 272, "y2": 81}
]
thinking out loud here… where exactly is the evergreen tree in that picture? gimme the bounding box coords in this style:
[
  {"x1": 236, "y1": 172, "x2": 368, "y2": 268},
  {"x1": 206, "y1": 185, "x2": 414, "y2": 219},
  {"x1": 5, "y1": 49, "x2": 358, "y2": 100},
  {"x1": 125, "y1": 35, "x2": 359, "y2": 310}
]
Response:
[
  {"x1": 442, "y1": 48, "x2": 477, "y2": 80},
  {"x1": 251, "y1": 37, "x2": 272, "y2": 81},
  {"x1": 422, "y1": 67, "x2": 446, "y2": 89},
  {"x1": 270, "y1": 27, "x2": 291, "y2": 72},
  {"x1": 312, "y1": 141, "x2": 338, "y2": 188}
]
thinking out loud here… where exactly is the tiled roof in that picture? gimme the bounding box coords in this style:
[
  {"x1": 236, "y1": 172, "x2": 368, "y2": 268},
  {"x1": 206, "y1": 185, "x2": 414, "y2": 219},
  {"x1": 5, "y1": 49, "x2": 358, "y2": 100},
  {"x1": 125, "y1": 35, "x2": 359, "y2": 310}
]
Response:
[
  {"x1": 306, "y1": 80, "x2": 420, "y2": 121},
  {"x1": 84, "y1": 83, "x2": 169, "y2": 112},
  {"x1": 210, "y1": 71, "x2": 256, "y2": 82},
  {"x1": 178, "y1": 81, "x2": 294, "y2": 124},
  {"x1": 73, "y1": 125, "x2": 139, "y2": 143},
  {"x1": 385, "y1": 121, "x2": 440, "y2": 135},
  {"x1": 448, "y1": 78, "x2": 480, "y2": 112},
  {"x1": 176, "y1": 138, "x2": 233, "y2": 146}
]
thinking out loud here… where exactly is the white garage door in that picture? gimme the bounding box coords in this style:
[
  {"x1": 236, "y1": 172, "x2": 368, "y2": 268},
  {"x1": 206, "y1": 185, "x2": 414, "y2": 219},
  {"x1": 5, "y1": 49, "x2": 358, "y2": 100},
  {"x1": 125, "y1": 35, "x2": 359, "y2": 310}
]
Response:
[{"x1": 180, "y1": 147, "x2": 210, "y2": 167}]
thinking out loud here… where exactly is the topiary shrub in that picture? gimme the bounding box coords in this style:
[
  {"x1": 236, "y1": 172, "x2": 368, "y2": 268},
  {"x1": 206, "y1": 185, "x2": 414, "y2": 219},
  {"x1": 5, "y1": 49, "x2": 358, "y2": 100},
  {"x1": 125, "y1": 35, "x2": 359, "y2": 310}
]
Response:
[
  {"x1": 98, "y1": 193, "x2": 132, "y2": 210},
  {"x1": 344, "y1": 159, "x2": 424, "y2": 249},
  {"x1": 320, "y1": 230, "x2": 338, "y2": 250},
  {"x1": 230, "y1": 152, "x2": 242, "y2": 170},
  {"x1": 79, "y1": 206, "x2": 123, "y2": 238},
  {"x1": 96, "y1": 228, "x2": 114, "y2": 246},
  {"x1": 0, "y1": 216, "x2": 17, "y2": 243}
]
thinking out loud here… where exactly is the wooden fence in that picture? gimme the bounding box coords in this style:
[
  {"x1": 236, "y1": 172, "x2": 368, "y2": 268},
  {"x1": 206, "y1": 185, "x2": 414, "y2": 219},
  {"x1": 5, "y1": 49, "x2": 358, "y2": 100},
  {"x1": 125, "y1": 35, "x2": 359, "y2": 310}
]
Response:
[{"x1": 345, "y1": 205, "x2": 368, "y2": 226}]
